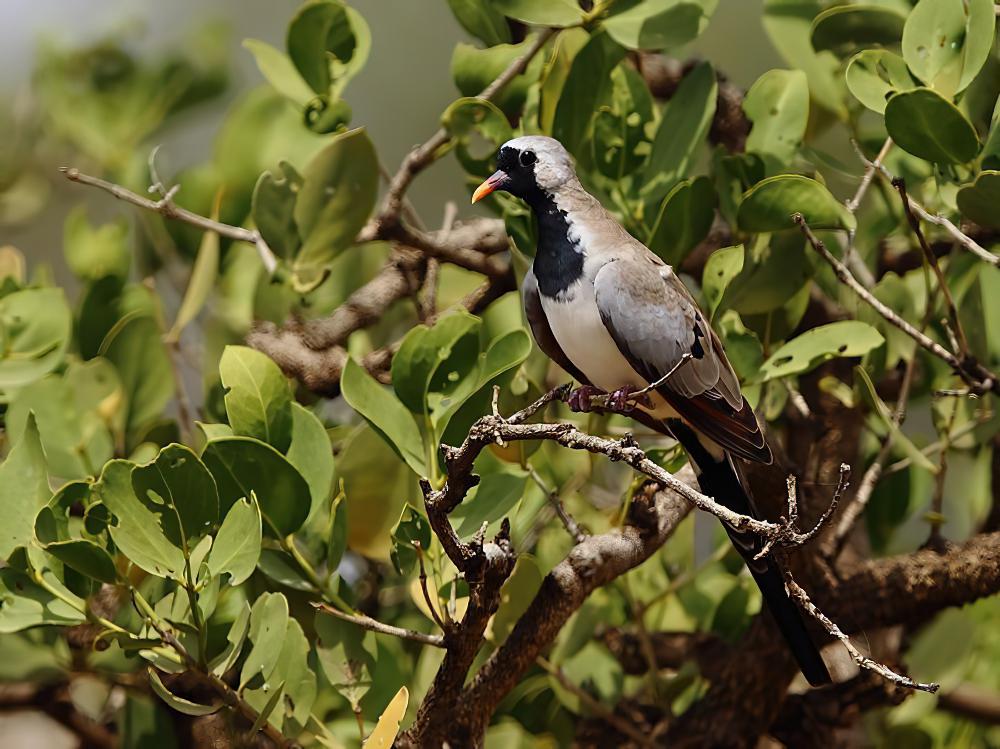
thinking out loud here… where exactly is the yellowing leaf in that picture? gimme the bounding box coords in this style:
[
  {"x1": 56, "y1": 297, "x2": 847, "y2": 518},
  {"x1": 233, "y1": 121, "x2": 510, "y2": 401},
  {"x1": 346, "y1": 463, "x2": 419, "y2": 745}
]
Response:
[{"x1": 363, "y1": 686, "x2": 409, "y2": 748}]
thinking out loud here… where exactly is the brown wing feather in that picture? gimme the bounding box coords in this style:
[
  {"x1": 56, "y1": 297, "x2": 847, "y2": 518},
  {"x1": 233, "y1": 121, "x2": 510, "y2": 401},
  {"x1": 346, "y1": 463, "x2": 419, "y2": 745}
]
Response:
[{"x1": 658, "y1": 387, "x2": 772, "y2": 464}]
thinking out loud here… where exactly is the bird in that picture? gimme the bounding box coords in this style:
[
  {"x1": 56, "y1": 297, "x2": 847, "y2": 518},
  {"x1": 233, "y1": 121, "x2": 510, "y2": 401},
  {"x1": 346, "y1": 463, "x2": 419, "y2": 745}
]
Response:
[{"x1": 472, "y1": 135, "x2": 832, "y2": 687}]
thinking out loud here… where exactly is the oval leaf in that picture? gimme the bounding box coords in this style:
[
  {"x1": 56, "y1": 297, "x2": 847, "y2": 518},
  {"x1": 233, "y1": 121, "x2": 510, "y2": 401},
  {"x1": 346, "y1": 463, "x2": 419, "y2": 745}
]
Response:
[
  {"x1": 363, "y1": 686, "x2": 409, "y2": 749},
  {"x1": 738, "y1": 174, "x2": 855, "y2": 232},
  {"x1": 884, "y1": 88, "x2": 980, "y2": 165},
  {"x1": 219, "y1": 345, "x2": 293, "y2": 452},
  {"x1": 202, "y1": 437, "x2": 312, "y2": 537},
  {"x1": 810, "y1": 5, "x2": 905, "y2": 56},
  {"x1": 206, "y1": 496, "x2": 262, "y2": 585},
  {"x1": 845, "y1": 49, "x2": 917, "y2": 115}
]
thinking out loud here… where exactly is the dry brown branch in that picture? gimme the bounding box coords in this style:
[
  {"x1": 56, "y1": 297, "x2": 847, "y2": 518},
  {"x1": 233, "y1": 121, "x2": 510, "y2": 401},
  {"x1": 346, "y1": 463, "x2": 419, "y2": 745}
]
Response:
[{"x1": 783, "y1": 573, "x2": 938, "y2": 693}]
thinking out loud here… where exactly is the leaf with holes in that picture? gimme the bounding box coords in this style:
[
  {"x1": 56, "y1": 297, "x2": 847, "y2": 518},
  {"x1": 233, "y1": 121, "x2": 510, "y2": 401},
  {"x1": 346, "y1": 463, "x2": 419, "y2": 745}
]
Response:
[{"x1": 758, "y1": 321, "x2": 884, "y2": 381}]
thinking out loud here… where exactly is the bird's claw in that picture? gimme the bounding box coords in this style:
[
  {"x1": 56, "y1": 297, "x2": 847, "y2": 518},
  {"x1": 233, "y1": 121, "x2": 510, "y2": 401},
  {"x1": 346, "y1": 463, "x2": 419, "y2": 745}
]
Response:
[
  {"x1": 607, "y1": 386, "x2": 651, "y2": 413},
  {"x1": 564, "y1": 385, "x2": 605, "y2": 413}
]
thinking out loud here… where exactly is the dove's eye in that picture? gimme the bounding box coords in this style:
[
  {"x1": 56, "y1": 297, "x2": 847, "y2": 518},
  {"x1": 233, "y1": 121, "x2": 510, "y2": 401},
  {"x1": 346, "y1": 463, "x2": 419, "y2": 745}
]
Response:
[{"x1": 519, "y1": 150, "x2": 537, "y2": 167}]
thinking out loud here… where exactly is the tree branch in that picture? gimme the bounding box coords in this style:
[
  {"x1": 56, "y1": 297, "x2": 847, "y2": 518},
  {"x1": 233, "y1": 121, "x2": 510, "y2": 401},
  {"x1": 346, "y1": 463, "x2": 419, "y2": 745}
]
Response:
[{"x1": 794, "y1": 213, "x2": 997, "y2": 393}]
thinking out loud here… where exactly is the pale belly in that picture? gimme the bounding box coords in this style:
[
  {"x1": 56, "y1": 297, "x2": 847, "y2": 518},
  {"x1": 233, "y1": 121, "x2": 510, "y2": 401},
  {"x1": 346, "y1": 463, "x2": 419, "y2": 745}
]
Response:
[{"x1": 540, "y1": 281, "x2": 678, "y2": 420}]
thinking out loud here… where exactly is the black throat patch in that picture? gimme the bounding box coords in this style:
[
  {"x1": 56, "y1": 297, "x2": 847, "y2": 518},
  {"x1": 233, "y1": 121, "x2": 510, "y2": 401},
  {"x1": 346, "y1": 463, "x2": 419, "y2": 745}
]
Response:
[{"x1": 527, "y1": 189, "x2": 585, "y2": 299}]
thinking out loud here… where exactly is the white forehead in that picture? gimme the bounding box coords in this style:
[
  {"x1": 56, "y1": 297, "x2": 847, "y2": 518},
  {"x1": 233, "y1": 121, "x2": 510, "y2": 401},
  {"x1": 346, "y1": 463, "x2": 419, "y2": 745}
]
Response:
[
  {"x1": 502, "y1": 135, "x2": 571, "y2": 163},
  {"x1": 501, "y1": 135, "x2": 576, "y2": 190}
]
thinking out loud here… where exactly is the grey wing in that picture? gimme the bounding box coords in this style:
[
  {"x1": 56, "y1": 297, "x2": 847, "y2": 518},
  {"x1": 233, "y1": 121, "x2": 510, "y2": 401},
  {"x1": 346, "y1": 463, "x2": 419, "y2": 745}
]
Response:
[
  {"x1": 593, "y1": 259, "x2": 771, "y2": 464},
  {"x1": 522, "y1": 268, "x2": 590, "y2": 385}
]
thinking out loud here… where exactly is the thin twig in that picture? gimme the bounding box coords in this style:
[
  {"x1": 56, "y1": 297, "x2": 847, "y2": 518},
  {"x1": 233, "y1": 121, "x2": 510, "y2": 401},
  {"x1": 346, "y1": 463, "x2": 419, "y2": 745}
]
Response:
[
  {"x1": 311, "y1": 602, "x2": 445, "y2": 648},
  {"x1": 377, "y1": 28, "x2": 555, "y2": 229},
  {"x1": 794, "y1": 213, "x2": 996, "y2": 393},
  {"x1": 827, "y1": 355, "x2": 918, "y2": 559},
  {"x1": 528, "y1": 466, "x2": 588, "y2": 544},
  {"x1": 892, "y1": 177, "x2": 970, "y2": 357},
  {"x1": 535, "y1": 656, "x2": 657, "y2": 747},
  {"x1": 842, "y1": 137, "x2": 893, "y2": 286},
  {"x1": 60, "y1": 167, "x2": 279, "y2": 274},
  {"x1": 784, "y1": 573, "x2": 939, "y2": 694},
  {"x1": 414, "y1": 541, "x2": 446, "y2": 632},
  {"x1": 858, "y1": 154, "x2": 1000, "y2": 269},
  {"x1": 755, "y1": 464, "x2": 848, "y2": 561}
]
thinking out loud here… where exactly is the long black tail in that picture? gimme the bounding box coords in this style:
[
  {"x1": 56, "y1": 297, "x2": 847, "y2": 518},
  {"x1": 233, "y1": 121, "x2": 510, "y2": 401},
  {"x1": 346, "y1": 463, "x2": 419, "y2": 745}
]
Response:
[{"x1": 695, "y1": 454, "x2": 831, "y2": 686}]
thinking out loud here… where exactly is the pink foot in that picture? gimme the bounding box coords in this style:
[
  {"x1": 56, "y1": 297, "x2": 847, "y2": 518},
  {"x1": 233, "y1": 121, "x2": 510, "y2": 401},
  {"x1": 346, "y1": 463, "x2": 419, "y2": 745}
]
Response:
[
  {"x1": 565, "y1": 385, "x2": 605, "y2": 413},
  {"x1": 607, "y1": 386, "x2": 651, "y2": 413}
]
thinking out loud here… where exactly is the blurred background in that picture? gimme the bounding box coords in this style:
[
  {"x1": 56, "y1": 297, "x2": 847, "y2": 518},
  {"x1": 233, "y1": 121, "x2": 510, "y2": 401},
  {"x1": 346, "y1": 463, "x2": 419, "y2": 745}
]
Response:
[
  {"x1": 0, "y1": 0, "x2": 780, "y2": 289},
  {"x1": 0, "y1": 3, "x2": 788, "y2": 745}
]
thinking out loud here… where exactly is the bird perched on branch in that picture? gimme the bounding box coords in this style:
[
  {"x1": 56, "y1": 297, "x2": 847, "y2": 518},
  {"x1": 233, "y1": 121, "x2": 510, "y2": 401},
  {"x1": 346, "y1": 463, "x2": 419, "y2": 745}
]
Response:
[{"x1": 472, "y1": 135, "x2": 831, "y2": 687}]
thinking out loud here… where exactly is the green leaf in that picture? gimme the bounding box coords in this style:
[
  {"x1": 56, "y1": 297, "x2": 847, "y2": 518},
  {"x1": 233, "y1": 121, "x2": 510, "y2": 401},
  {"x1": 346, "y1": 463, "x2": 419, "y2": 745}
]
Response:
[
  {"x1": 809, "y1": 5, "x2": 906, "y2": 56},
  {"x1": 957, "y1": 171, "x2": 1000, "y2": 230},
  {"x1": 646, "y1": 177, "x2": 716, "y2": 265},
  {"x1": 252, "y1": 162, "x2": 302, "y2": 261},
  {"x1": 341, "y1": 358, "x2": 426, "y2": 476},
  {"x1": 165, "y1": 211, "x2": 219, "y2": 344},
  {"x1": 762, "y1": 0, "x2": 846, "y2": 119},
  {"x1": 0, "y1": 287, "x2": 72, "y2": 389},
  {"x1": 131, "y1": 444, "x2": 220, "y2": 553},
  {"x1": 758, "y1": 321, "x2": 884, "y2": 381},
  {"x1": 855, "y1": 366, "x2": 940, "y2": 474},
  {"x1": 738, "y1": 174, "x2": 856, "y2": 232},
  {"x1": 702, "y1": 245, "x2": 745, "y2": 318},
  {"x1": 441, "y1": 98, "x2": 513, "y2": 178},
  {"x1": 286, "y1": 403, "x2": 335, "y2": 519},
  {"x1": 447, "y1": 0, "x2": 511, "y2": 45},
  {"x1": 315, "y1": 609, "x2": 376, "y2": 710},
  {"x1": 363, "y1": 686, "x2": 409, "y2": 749},
  {"x1": 491, "y1": 0, "x2": 584, "y2": 27},
  {"x1": 39, "y1": 539, "x2": 117, "y2": 585},
  {"x1": 552, "y1": 32, "x2": 626, "y2": 156},
  {"x1": 0, "y1": 568, "x2": 85, "y2": 633},
  {"x1": 202, "y1": 437, "x2": 312, "y2": 537},
  {"x1": 845, "y1": 49, "x2": 918, "y2": 115},
  {"x1": 603, "y1": 1, "x2": 707, "y2": 51},
  {"x1": 391, "y1": 311, "x2": 482, "y2": 414},
  {"x1": 743, "y1": 69, "x2": 809, "y2": 170},
  {"x1": 338, "y1": 426, "x2": 413, "y2": 559},
  {"x1": 451, "y1": 39, "x2": 546, "y2": 119},
  {"x1": 884, "y1": 88, "x2": 980, "y2": 165},
  {"x1": 94, "y1": 460, "x2": 185, "y2": 579},
  {"x1": 206, "y1": 496, "x2": 261, "y2": 586},
  {"x1": 0, "y1": 415, "x2": 49, "y2": 560},
  {"x1": 292, "y1": 128, "x2": 378, "y2": 291},
  {"x1": 240, "y1": 592, "x2": 289, "y2": 689},
  {"x1": 286, "y1": 0, "x2": 356, "y2": 94},
  {"x1": 902, "y1": 0, "x2": 995, "y2": 97},
  {"x1": 643, "y1": 61, "x2": 717, "y2": 202},
  {"x1": 120, "y1": 695, "x2": 178, "y2": 749},
  {"x1": 209, "y1": 600, "x2": 251, "y2": 677},
  {"x1": 101, "y1": 314, "x2": 174, "y2": 437},
  {"x1": 489, "y1": 555, "x2": 543, "y2": 646},
  {"x1": 242, "y1": 39, "x2": 314, "y2": 105},
  {"x1": 247, "y1": 679, "x2": 286, "y2": 733},
  {"x1": 63, "y1": 206, "x2": 130, "y2": 282},
  {"x1": 390, "y1": 507, "x2": 431, "y2": 576},
  {"x1": 326, "y1": 494, "x2": 348, "y2": 572},
  {"x1": 451, "y1": 468, "x2": 528, "y2": 538},
  {"x1": 6, "y1": 372, "x2": 113, "y2": 480},
  {"x1": 148, "y1": 669, "x2": 219, "y2": 716},
  {"x1": 219, "y1": 345, "x2": 293, "y2": 452},
  {"x1": 591, "y1": 65, "x2": 654, "y2": 180}
]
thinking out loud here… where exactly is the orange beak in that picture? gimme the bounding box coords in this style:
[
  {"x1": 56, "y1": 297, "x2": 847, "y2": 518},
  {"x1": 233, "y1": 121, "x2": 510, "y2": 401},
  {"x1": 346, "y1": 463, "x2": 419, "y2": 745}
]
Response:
[{"x1": 471, "y1": 170, "x2": 509, "y2": 204}]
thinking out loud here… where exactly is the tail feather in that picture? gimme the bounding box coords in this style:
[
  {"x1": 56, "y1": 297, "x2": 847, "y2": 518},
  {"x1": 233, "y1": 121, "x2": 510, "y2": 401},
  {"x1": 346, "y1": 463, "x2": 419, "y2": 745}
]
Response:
[{"x1": 695, "y1": 454, "x2": 832, "y2": 687}]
